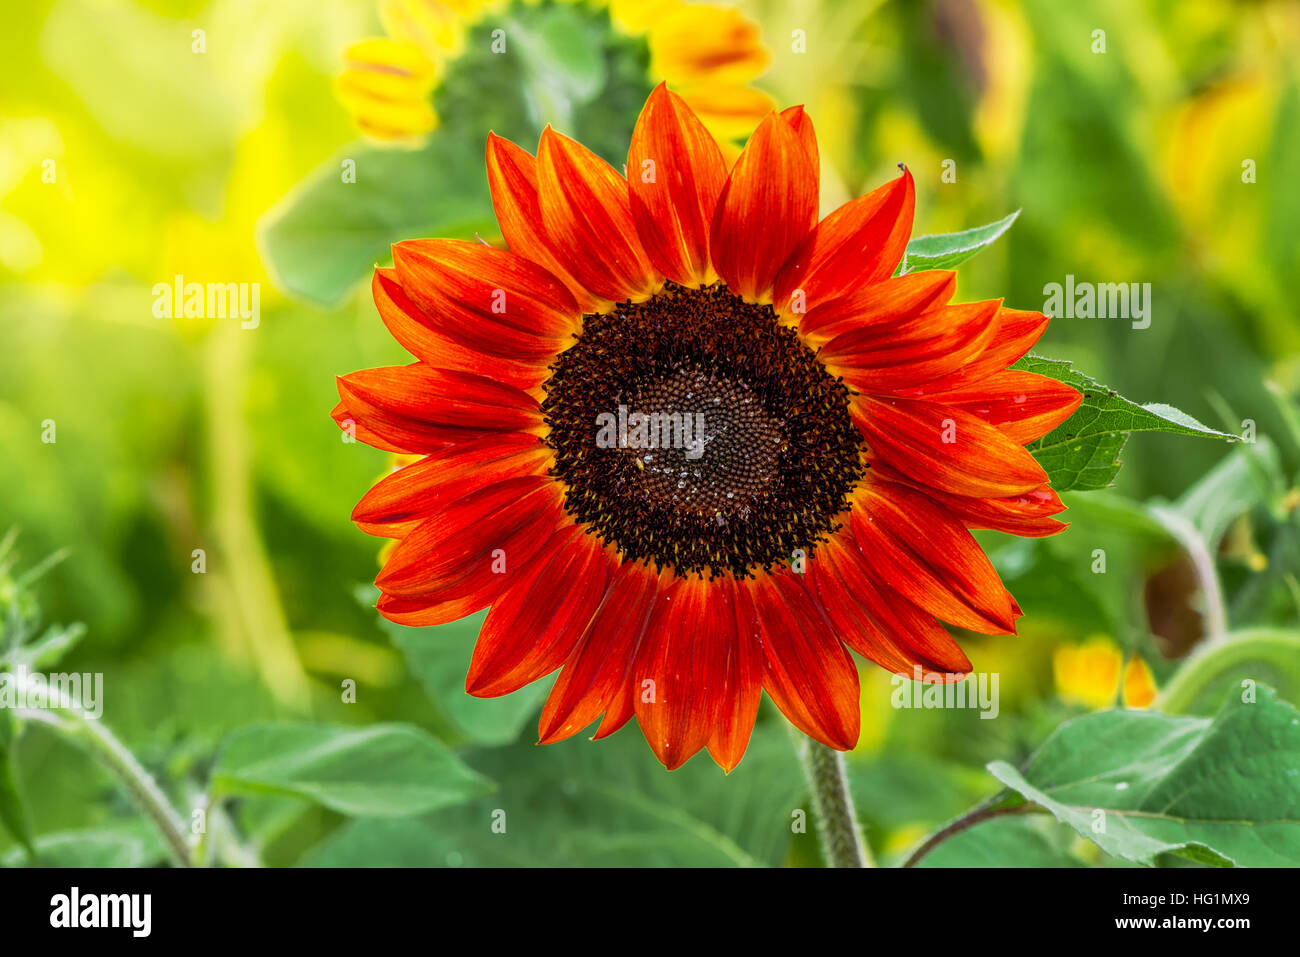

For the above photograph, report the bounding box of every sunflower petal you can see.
[780,104,819,205]
[908,307,1049,394]
[374,475,563,600]
[376,589,501,628]
[391,238,579,362]
[538,561,661,744]
[742,572,859,750]
[486,133,605,313]
[634,574,738,770]
[774,169,914,317]
[467,525,615,697]
[870,462,1068,537]
[627,84,728,285]
[705,576,762,772]
[795,268,957,343]
[648,5,770,86]
[336,364,542,453]
[332,399,414,454]
[933,485,1068,537]
[710,111,818,301]
[372,268,546,388]
[537,127,660,303]
[853,395,1049,498]
[352,433,550,536]
[926,370,1083,445]
[959,490,1067,537]
[820,298,1002,394]
[850,481,1019,634]
[808,532,973,674]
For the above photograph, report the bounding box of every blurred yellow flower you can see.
[969,0,1032,164]
[1053,636,1157,710]
[338,36,443,141]
[1121,655,1158,710]
[338,0,774,146]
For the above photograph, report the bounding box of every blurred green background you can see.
[1,0,1298,867]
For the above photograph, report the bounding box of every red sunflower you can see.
[335,83,1082,772]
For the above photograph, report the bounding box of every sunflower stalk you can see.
[8,671,193,867]
[790,728,871,867]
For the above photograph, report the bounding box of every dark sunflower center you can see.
[542,281,864,578]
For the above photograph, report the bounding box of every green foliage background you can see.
[1,0,1298,867]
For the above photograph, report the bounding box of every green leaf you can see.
[1172,439,1284,547]
[258,138,498,306]
[986,686,1300,866]
[900,210,1019,273]
[0,822,164,868]
[360,586,547,747]
[848,754,992,841]
[1015,355,1238,491]
[210,722,492,817]
[510,6,607,129]
[1052,490,1174,543]
[0,750,36,862]
[301,722,804,867]
[917,814,1087,868]
[6,622,86,672]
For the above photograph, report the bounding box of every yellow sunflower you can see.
[337,0,774,148]
[1054,636,1157,710]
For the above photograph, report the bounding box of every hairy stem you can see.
[790,728,871,867]
[901,801,1039,868]
[13,674,192,867]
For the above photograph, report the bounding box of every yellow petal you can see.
[343,36,440,82]
[1121,656,1158,709]
[674,83,775,141]
[442,0,493,19]
[380,0,468,59]
[649,4,770,86]
[610,0,681,36]
[336,78,439,141]
[1053,636,1122,710]
[337,63,437,104]
[971,0,1032,162]
[336,37,439,141]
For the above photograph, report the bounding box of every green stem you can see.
[789,727,871,867]
[183,789,258,867]
[207,800,262,868]
[901,801,1040,868]
[191,792,214,867]
[202,326,310,711]
[1154,627,1300,714]
[13,674,192,867]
